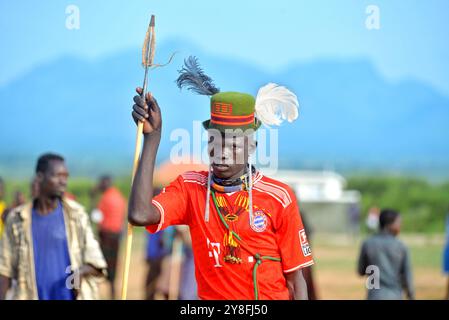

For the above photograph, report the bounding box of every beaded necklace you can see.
[210,166,256,264]
[210,166,255,193]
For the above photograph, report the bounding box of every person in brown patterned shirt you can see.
[0,153,107,300]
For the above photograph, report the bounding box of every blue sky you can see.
[1,0,449,95]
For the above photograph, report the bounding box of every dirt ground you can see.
[100,231,447,300]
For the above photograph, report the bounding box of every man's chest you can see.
[191,189,275,228]
[32,214,68,247]
[188,190,280,263]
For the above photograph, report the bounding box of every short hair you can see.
[379,209,400,229]
[99,175,112,182]
[35,153,65,174]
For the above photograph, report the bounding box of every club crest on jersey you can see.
[250,210,268,232]
[299,229,312,257]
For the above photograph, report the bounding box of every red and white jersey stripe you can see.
[181,171,208,186]
[253,175,293,208]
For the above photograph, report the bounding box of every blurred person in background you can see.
[144,187,168,300]
[144,230,168,299]
[287,187,318,300]
[31,177,40,199]
[176,225,197,300]
[0,178,6,237]
[153,226,197,300]
[348,203,361,237]
[10,191,26,208]
[90,175,126,299]
[0,153,107,300]
[443,205,449,300]
[299,209,318,300]
[154,226,175,299]
[1,191,28,229]
[365,206,380,233]
[2,179,40,237]
[357,209,414,300]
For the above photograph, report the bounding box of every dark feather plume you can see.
[176,56,220,96]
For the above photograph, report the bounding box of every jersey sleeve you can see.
[146,175,190,234]
[275,192,314,273]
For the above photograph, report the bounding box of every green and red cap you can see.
[202,92,261,132]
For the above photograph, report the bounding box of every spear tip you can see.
[150,15,155,27]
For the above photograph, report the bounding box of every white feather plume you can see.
[254,83,299,127]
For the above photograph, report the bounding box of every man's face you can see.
[14,191,26,206]
[98,177,111,193]
[390,216,401,236]
[208,130,255,180]
[31,178,40,198]
[37,160,69,198]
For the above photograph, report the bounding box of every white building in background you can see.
[267,170,362,234]
[270,170,360,204]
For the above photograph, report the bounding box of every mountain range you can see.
[1,39,448,178]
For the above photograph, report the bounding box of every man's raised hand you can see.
[132,87,162,134]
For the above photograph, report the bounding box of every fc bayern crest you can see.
[251,210,268,232]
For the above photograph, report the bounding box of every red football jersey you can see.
[147,170,314,300]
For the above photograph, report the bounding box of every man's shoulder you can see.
[253,173,295,208]
[362,235,377,246]
[364,233,403,247]
[5,203,30,224]
[394,237,409,251]
[107,187,125,197]
[63,198,88,218]
[179,170,208,186]
[257,174,293,191]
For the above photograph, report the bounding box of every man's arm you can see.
[285,269,308,300]
[128,87,163,227]
[401,247,415,300]
[357,242,368,276]
[75,205,108,282]
[71,264,104,299]
[0,275,11,299]
[0,213,14,300]
[78,264,103,279]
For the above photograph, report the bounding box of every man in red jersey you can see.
[128,57,313,300]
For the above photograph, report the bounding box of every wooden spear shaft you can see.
[120,14,156,300]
